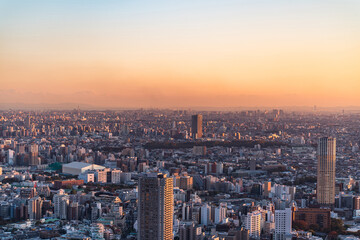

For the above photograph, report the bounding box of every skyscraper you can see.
[138,173,174,240]
[274,208,292,240]
[317,137,336,205]
[191,114,203,139]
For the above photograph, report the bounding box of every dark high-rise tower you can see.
[317,137,336,205]
[191,114,203,139]
[138,173,174,240]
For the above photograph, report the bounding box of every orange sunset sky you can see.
[1,0,360,109]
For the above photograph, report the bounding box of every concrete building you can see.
[191,114,203,139]
[244,211,261,239]
[294,208,331,231]
[28,197,43,220]
[111,169,122,184]
[180,175,193,190]
[68,202,79,221]
[138,173,174,240]
[317,137,336,205]
[263,181,271,197]
[29,143,40,166]
[53,191,69,220]
[214,204,227,224]
[274,208,292,240]
[201,203,211,226]
[179,221,202,240]
[78,171,95,183]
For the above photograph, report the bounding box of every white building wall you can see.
[274,208,292,240]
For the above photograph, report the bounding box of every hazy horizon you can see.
[1,0,360,108]
[3,101,360,113]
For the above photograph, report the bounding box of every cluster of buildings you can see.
[0,109,359,239]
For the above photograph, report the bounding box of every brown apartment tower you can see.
[191,114,203,139]
[138,173,174,240]
[317,137,336,205]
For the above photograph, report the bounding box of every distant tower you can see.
[191,114,203,139]
[317,137,336,205]
[29,143,39,166]
[25,115,31,128]
[138,173,174,240]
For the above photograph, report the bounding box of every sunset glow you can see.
[1,0,360,108]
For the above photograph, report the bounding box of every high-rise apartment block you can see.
[274,208,292,240]
[244,210,261,239]
[28,196,43,220]
[138,173,174,240]
[317,137,336,205]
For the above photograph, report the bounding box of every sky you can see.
[1,0,360,109]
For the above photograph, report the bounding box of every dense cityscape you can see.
[0,109,358,239]
[2,0,360,239]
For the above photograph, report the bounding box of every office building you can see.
[191,114,203,139]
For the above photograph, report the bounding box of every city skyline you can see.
[1,0,360,108]
[1,1,360,238]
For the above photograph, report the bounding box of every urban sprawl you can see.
[0,109,358,240]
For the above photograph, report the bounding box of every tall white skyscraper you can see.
[274,208,292,240]
[317,137,336,205]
